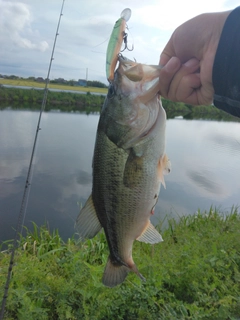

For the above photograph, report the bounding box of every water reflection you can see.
[0,110,240,243]
[187,169,224,195]
[76,170,92,185]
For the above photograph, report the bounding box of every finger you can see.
[159,36,176,65]
[158,57,181,97]
[172,73,213,106]
[175,73,201,104]
[159,52,172,66]
[166,58,200,100]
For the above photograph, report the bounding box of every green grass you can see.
[0,86,105,113]
[0,79,108,94]
[1,208,240,319]
[1,83,240,121]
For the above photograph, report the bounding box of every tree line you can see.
[0,74,108,88]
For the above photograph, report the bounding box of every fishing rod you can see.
[0,0,65,318]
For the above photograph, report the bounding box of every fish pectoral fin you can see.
[158,154,171,189]
[163,154,171,175]
[123,150,144,188]
[75,194,102,241]
[158,169,166,189]
[136,221,163,244]
[102,257,130,288]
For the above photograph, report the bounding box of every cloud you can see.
[0,0,235,81]
[0,0,49,51]
[133,0,227,31]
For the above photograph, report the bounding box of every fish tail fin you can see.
[102,257,146,287]
[102,257,129,288]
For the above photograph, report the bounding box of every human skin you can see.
[159,10,231,106]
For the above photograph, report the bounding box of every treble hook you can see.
[121,32,134,52]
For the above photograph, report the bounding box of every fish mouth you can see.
[114,55,162,105]
[116,55,163,141]
[103,55,165,150]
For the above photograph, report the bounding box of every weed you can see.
[0,209,240,319]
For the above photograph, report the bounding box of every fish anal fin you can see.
[102,257,130,288]
[75,194,102,241]
[136,221,163,244]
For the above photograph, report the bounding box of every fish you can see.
[75,55,171,287]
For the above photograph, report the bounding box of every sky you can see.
[0,0,238,85]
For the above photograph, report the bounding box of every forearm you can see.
[213,6,240,117]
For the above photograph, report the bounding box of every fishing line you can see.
[92,37,109,48]
[0,0,65,318]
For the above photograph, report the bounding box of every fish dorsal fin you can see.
[158,154,171,189]
[136,221,163,244]
[75,194,102,241]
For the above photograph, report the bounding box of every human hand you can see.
[159,11,231,105]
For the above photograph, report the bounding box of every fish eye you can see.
[108,85,115,98]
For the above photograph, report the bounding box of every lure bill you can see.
[106,8,132,81]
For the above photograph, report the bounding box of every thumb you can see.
[159,37,176,66]
[159,52,172,66]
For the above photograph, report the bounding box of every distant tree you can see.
[87,80,107,88]
[9,75,19,79]
[69,79,78,86]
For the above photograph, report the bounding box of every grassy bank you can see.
[0,87,105,113]
[0,78,108,94]
[0,208,240,319]
[1,86,239,122]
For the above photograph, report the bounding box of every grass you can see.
[0,208,240,319]
[0,79,108,94]
[0,86,105,113]
[1,81,240,122]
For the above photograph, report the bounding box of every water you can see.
[1,109,240,243]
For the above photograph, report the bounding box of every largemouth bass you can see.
[76,55,171,287]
